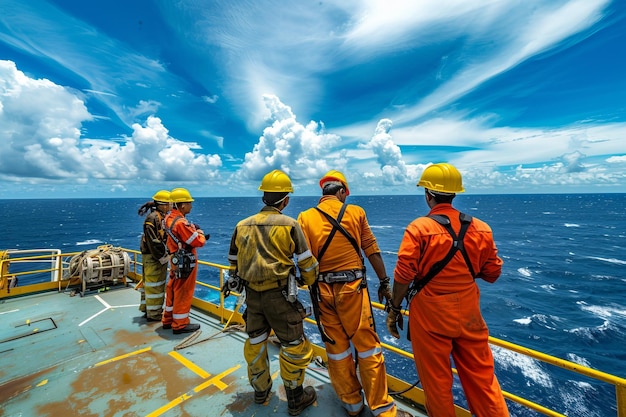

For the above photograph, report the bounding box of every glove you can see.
[386,305,404,339]
[377,277,392,305]
[158,254,170,265]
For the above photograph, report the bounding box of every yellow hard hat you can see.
[417,163,464,194]
[170,188,195,203]
[319,170,350,196]
[258,170,294,192]
[152,190,171,203]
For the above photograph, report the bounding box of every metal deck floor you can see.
[0,286,423,417]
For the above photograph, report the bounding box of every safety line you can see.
[94,346,152,367]
[168,351,211,378]
[146,364,241,417]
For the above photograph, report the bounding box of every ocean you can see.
[2,193,625,417]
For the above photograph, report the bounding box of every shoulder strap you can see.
[165,216,184,248]
[410,212,475,294]
[315,204,362,265]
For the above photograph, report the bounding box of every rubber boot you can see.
[285,385,316,416]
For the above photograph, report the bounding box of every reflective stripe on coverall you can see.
[394,203,508,417]
[298,196,396,417]
[228,206,319,392]
[139,209,168,319]
[162,209,206,331]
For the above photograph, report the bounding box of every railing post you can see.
[617,384,626,417]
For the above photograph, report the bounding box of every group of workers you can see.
[137,163,509,417]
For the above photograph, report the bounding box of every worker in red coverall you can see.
[298,170,412,417]
[386,163,509,417]
[162,188,207,334]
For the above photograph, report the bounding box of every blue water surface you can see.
[1,193,625,417]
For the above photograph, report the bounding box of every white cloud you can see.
[202,95,219,104]
[361,119,409,185]
[238,95,343,183]
[606,155,626,163]
[0,61,222,185]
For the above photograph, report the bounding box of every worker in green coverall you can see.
[138,190,172,321]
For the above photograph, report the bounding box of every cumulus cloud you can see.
[238,95,343,183]
[361,119,410,185]
[0,61,221,185]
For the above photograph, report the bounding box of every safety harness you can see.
[309,203,372,345]
[405,212,476,305]
[165,216,197,279]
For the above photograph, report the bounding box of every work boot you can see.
[395,410,414,417]
[285,385,316,416]
[173,323,200,334]
[254,382,272,404]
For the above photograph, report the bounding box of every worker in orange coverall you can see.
[386,163,509,417]
[298,170,412,417]
[162,188,207,334]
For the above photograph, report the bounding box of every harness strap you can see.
[409,212,475,295]
[315,203,349,262]
[165,216,186,251]
[314,203,375,337]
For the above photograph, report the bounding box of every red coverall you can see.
[394,203,509,417]
[162,209,206,331]
[298,196,397,417]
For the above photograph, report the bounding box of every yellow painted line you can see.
[146,364,241,417]
[168,351,211,379]
[94,346,152,367]
[194,364,240,391]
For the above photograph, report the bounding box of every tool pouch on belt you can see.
[171,248,196,279]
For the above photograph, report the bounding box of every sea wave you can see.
[564,223,580,227]
[76,239,103,246]
[586,256,626,265]
[577,301,626,319]
[493,345,553,388]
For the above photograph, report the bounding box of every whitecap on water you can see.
[517,267,532,277]
[76,239,103,246]
[492,345,553,388]
[513,317,532,325]
[586,256,626,266]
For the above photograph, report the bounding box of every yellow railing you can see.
[1,249,625,417]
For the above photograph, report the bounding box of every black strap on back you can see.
[315,203,363,264]
[165,216,186,251]
[410,212,475,294]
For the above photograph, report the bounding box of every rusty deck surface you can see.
[0,286,424,417]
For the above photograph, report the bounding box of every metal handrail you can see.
[1,249,624,417]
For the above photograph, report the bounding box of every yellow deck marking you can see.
[168,351,211,379]
[94,346,152,367]
[146,364,241,417]
[36,379,48,387]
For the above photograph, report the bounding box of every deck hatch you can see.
[0,317,57,344]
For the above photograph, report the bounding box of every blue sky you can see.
[1,0,625,198]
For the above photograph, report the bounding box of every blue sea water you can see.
[1,194,625,417]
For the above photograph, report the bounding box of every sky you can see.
[1,0,625,199]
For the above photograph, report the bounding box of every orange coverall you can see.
[162,209,206,331]
[394,203,509,417]
[298,196,397,417]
